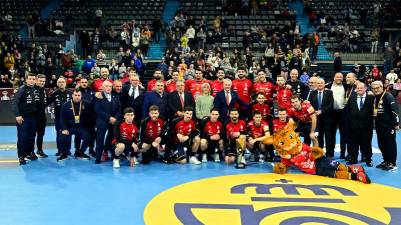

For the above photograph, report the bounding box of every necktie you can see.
[359,97,364,110]
[317,91,322,110]
[179,93,184,109]
[128,86,133,97]
[225,91,230,106]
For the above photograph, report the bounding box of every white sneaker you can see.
[241,157,247,165]
[113,159,120,168]
[202,154,207,163]
[259,154,265,163]
[133,157,139,165]
[214,153,220,162]
[189,156,201,165]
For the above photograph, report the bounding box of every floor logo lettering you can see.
[144,174,401,224]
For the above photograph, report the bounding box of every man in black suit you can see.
[309,78,334,157]
[167,80,195,120]
[346,82,374,166]
[121,73,145,125]
[213,79,249,122]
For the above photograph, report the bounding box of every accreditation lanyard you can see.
[71,100,82,123]
[373,92,385,117]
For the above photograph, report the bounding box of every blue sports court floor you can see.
[0,126,400,225]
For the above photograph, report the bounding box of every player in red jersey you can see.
[92,67,114,92]
[112,107,139,168]
[252,93,271,121]
[165,70,180,93]
[139,105,166,164]
[252,70,276,104]
[185,69,210,99]
[272,108,290,133]
[232,66,253,119]
[246,111,271,162]
[170,107,201,164]
[224,108,247,164]
[276,75,293,110]
[199,108,224,162]
[287,95,317,145]
[147,69,166,91]
[210,68,225,97]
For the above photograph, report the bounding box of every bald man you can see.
[47,77,72,155]
[94,80,121,164]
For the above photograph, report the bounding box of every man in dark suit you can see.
[94,81,121,164]
[347,82,374,166]
[121,73,145,125]
[309,78,334,157]
[213,79,249,122]
[142,80,168,119]
[168,80,195,119]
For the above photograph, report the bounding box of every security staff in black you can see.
[371,81,400,171]
[47,77,71,155]
[74,77,96,157]
[12,74,38,165]
[57,89,91,161]
[34,74,48,158]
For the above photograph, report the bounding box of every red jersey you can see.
[247,120,269,138]
[141,118,164,143]
[210,79,224,97]
[185,79,209,99]
[166,80,177,93]
[113,121,139,144]
[232,79,253,108]
[92,79,113,92]
[147,79,166,91]
[287,102,315,123]
[253,81,275,101]
[276,86,293,110]
[272,119,288,133]
[225,120,246,140]
[174,119,196,143]
[252,103,271,120]
[202,120,223,137]
[281,143,316,174]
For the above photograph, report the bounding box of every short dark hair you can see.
[73,89,81,94]
[26,73,36,79]
[123,107,135,115]
[278,108,287,112]
[36,74,46,79]
[210,108,219,113]
[253,110,262,117]
[229,108,238,113]
[183,106,193,112]
[149,105,159,112]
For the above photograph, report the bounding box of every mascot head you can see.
[263,120,302,159]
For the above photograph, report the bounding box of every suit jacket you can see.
[309,89,334,120]
[142,91,168,119]
[347,94,374,130]
[121,83,145,119]
[167,91,195,119]
[94,92,121,128]
[213,90,248,122]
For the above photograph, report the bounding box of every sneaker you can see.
[27,153,38,161]
[214,153,220,162]
[36,150,48,158]
[202,154,207,163]
[241,157,247,165]
[19,157,27,165]
[348,165,365,173]
[101,152,109,161]
[94,159,101,164]
[357,172,371,184]
[55,151,61,156]
[376,161,388,169]
[382,163,398,171]
[57,154,68,161]
[113,159,120,168]
[259,154,265,163]
[75,151,91,160]
[189,156,201,165]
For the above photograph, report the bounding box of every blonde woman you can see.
[196,83,214,120]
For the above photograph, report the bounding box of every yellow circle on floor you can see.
[144,173,401,225]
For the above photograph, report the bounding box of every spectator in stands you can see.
[95,8,102,28]
[333,52,342,73]
[384,47,395,75]
[386,69,399,85]
[0,74,13,88]
[4,52,15,70]
[152,17,163,44]
[96,49,106,66]
[141,26,151,58]
[79,30,91,58]
[82,55,96,74]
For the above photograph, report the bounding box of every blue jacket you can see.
[60,101,91,130]
[142,91,168,119]
[213,90,248,122]
[94,92,121,128]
